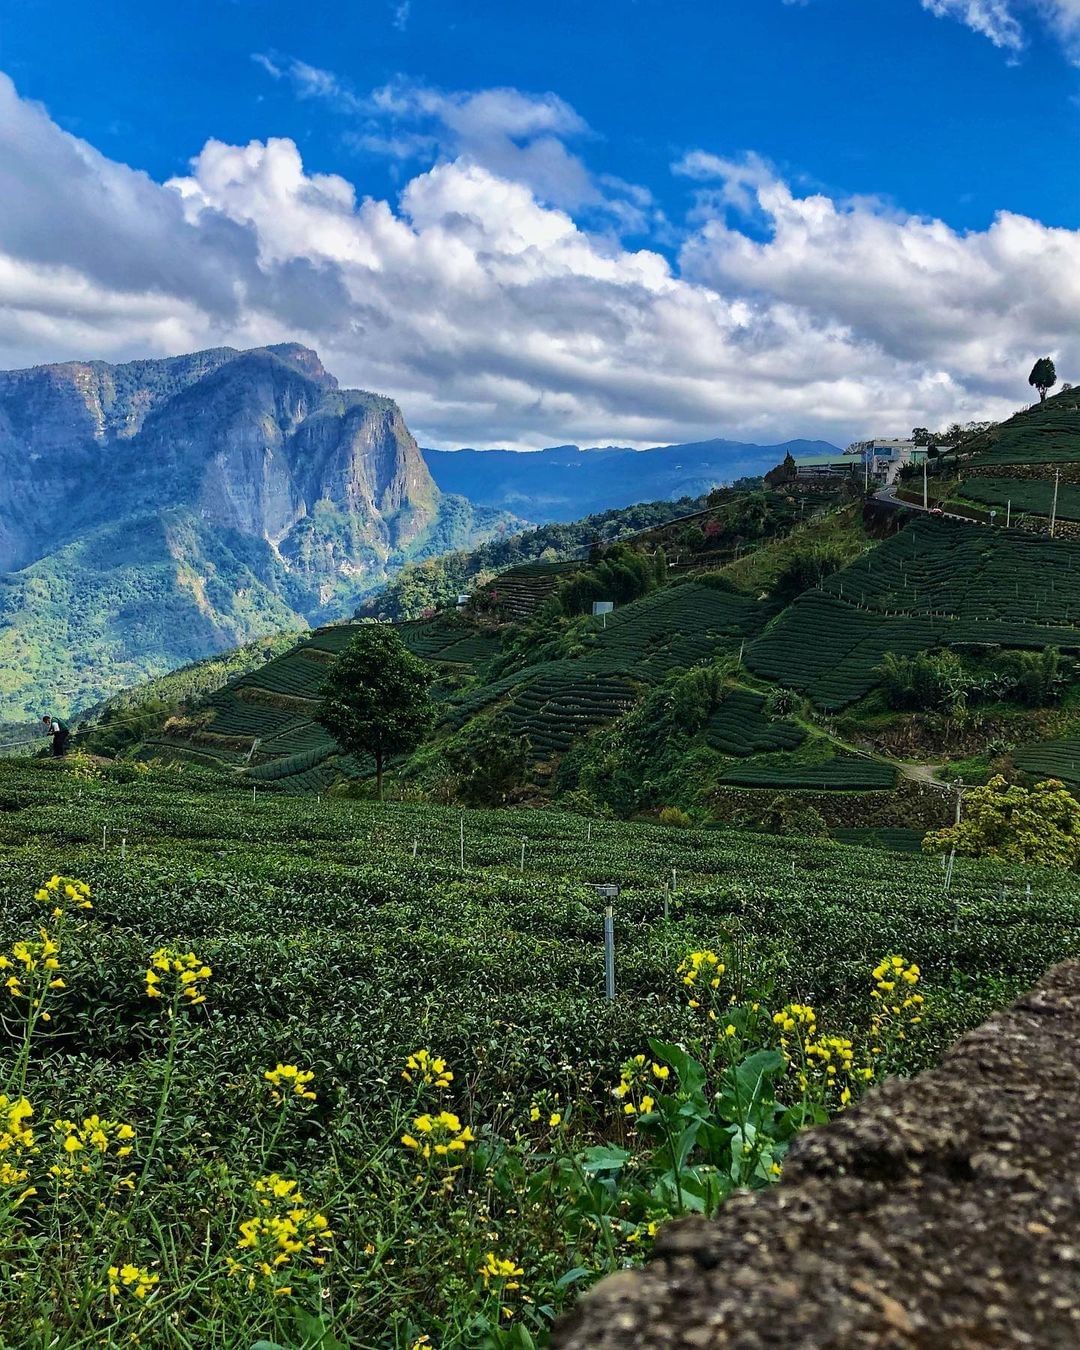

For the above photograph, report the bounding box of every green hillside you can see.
[103,503,1077,823]
[950,386,1080,468]
[64,393,1080,827]
[929,386,1080,531]
[747,518,1080,710]
[359,494,729,621]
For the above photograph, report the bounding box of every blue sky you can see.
[0,0,1077,448]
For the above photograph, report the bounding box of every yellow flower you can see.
[651,1062,669,1081]
[529,1104,540,1122]
[548,1111,562,1127]
[676,950,725,992]
[402,1049,453,1090]
[35,875,92,919]
[107,1262,159,1300]
[264,1064,316,1104]
[724,1024,737,1038]
[0,1096,36,1206]
[231,1173,333,1290]
[53,1114,136,1164]
[144,947,210,1005]
[478,1252,524,1289]
[401,1110,474,1164]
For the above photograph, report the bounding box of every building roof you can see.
[794,454,858,468]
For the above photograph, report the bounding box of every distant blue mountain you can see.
[421,438,840,523]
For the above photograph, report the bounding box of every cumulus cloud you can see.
[921,0,1080,61]
[0,71,1077,452]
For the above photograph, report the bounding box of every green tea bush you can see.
[0,761,1074,1345]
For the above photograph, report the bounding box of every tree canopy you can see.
[922,775,1080,870]
[316,626,434,799]
[1028,357,1057,402]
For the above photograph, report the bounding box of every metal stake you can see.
[603,906,615,1001]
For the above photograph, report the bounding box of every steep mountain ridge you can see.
[0,344,504,719]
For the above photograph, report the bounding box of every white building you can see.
[844,439,949,485]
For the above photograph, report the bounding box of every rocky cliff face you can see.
[0,343,500,719]
[0,342,438,575]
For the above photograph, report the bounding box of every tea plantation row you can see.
[0,761,1076,1343]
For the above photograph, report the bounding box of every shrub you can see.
[659,806,693,829]
[923,775,1080,869]
[444,717,532,806]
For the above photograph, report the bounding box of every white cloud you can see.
[0,71,1077,453]
[253,58,659,231]
[922,0,1080,61]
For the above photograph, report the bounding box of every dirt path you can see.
[898,761,948,788]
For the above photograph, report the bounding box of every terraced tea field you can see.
[748,518,1080,709]
[958,475,1080,522]
[481,560,585,618]
[139,613,499,789]
[503,671,637,757]
[959,389,1080,468]
[719,753,897,791]
[1013,738,1080,788]
[438,581,770,762]
[703,688,805,756]
[581,582,766,681]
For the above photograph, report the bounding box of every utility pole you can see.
[1050,469,1060,539]
[923,456,928,511]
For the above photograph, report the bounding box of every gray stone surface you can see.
[555,961,1080,1349]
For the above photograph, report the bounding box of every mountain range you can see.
[421,437,839,521]
[0,343,505,720]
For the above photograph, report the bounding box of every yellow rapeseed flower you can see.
[401,1110,475,1162]
[107,1263,159,1300]
[478,1252,524,1289]
[676,950,725,990]
[229,1173,333,1291]
[36,875,92,919]
[264,1064,316,1104]
[402,1049,453,1090]
[144,947,210,1005]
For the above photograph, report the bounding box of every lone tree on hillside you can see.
[922,775,1080,870]
[316,625,433,800]
[1028,357,1057,403]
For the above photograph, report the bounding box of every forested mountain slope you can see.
[0,344,510,720]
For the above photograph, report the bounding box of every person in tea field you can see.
[42,713,71,757]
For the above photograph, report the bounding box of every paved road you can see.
[875,482,977,525]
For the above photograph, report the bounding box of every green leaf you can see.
[648,1039,706,1098]
[555,1266,595,1290]
[581,1144,631,1174]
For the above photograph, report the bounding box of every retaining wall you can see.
[555,960,1080,1349]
